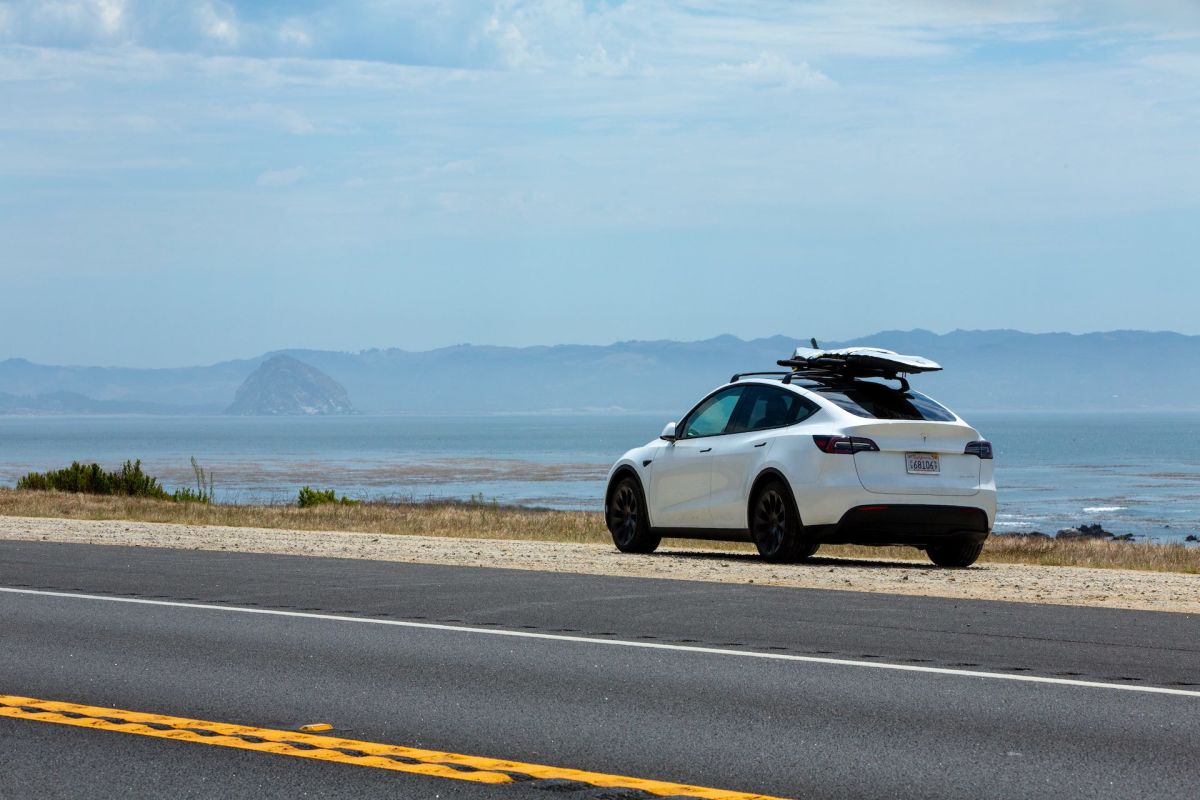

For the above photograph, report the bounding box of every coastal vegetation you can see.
[16,458,213,504]
[18,460,172,500]
[0,488,1195,575]
[297,486,360,508]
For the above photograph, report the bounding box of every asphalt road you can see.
[1,539,1198,799]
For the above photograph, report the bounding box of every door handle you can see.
[754,442,767,448]
[700,447,712,453]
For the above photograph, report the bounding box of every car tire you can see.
[750,480,816,563]
[926,539,984,568]
[606,477,661,554]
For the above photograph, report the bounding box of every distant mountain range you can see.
[1,329,1197,415]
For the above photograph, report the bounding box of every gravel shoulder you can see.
[2,515,1197,614]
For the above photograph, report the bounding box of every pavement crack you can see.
[432,761,485,773]
[528,778,594,792]
[330,747,368,757]
[184,727,222,738]
[383,753,423,765]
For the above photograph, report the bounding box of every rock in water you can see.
[225,355,353,416]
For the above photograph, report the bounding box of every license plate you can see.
[906,453,940,475]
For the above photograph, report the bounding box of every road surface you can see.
[1,539,1197,799]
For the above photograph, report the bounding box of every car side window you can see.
[729,386,818,433]
[681,387,744,439]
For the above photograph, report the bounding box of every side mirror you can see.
[660,421,678,441]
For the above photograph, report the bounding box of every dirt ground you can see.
[2,515,1196,614]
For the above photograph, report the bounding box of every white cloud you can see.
[277,21,310,49]
[0,0,1192,83]
[95,0,125,35]
[572,43,637,77]
[195,2,238,47]
[483,14,538,69]
[1,0,1197,233]
[255,165,306,187]
[715,52,835,90]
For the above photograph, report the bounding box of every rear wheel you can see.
[926,539,984,568]
[606,477,661,554]
[750,481,817,563]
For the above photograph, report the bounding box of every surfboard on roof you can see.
[780,345,942,376]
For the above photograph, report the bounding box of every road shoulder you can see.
[0,514,1195,614]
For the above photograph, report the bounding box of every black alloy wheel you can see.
[606,477,661,554]
[750,481,816,563]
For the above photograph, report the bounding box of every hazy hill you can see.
[0,329,1197,415]
[0,390,195,415]
[225,355,353,416]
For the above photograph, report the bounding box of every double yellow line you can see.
[0,694,788,799]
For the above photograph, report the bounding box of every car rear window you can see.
[809,383,956,421]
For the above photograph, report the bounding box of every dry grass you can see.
[0,489,607,543]
[2,489,1197,574]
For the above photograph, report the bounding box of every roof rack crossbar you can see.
[730,371,792,383]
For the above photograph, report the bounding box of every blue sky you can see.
[2,1,1198,366]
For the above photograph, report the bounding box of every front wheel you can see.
[750,481,817,563]
[606,477,661,554]
[926,539,984,568]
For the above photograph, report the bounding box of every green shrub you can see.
[14,458,218,504]
[172,487,207,503]
[16,460,169,500]
[15,472,50,492]
[297,486,359,508]
[177,457,214,504]
[110,460,169,498]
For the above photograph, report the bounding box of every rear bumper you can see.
[810,504,990,547]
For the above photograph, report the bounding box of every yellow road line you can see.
[0,694,788,799]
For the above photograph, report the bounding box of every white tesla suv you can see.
[604,347,996,568]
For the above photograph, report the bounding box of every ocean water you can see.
[0,412,1197,543]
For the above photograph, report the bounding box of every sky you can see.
[2,1,1199,367]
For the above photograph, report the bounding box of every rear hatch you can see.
[847,421,982,496]
[805,381,982,497]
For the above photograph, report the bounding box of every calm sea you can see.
[1,412,1197,543]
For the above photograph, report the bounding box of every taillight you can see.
[964,440,993,459]
[812,435,880,454]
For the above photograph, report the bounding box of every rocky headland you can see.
[225,355,353,416]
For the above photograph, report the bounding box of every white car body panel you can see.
[708,430,774,528]
[648,437,712,527]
